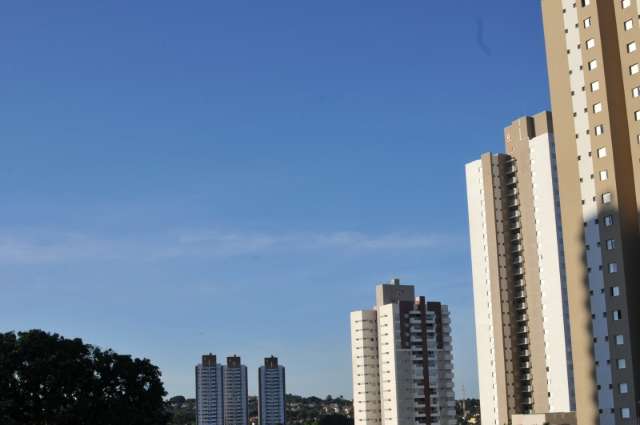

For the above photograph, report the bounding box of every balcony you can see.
[519,349,530,357]
[517,326,528,334]
[514,280,524,288]
[513,256,524,265]
[510,221,521,230]
[516,302,527,310]
[517,314,528,322]
[514,290,526,299]
[521,385,532,393]
[511,244,523,253]
[506,177,518,186]
[518,338,529,346]
[507,198,520,208]
[513,268,525,276]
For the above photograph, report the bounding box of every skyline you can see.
[0,1,550,399]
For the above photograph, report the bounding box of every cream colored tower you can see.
[351,279,456,425]
[466,112,576,425]
[541,1,640,424]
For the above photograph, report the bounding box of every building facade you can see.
[196,354,224,425]
[259,356,286,425]
[541,1,640,423]
[465,112,576,425]
[223,356,249,425]
[350,279,456,425]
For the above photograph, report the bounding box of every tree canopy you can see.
[318,414,353,425]
[0,329,169,425]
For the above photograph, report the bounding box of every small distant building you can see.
[196,354,224,425]
[223,356,249,425]
[259,356,286,425]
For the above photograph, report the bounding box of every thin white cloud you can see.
[0,229,456,264]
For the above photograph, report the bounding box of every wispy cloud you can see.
[0,229,458,265]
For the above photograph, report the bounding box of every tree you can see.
[318,414,353,425]
[169,395,186,405]
[0,329,169,425]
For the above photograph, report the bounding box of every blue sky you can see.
[1,1,549,398]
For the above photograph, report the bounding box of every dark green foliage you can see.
[0,329,169,425]
[318,414,353,425]
[165,397,196,425]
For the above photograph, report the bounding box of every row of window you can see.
[574,7,634,418]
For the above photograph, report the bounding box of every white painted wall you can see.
[351,310,382,425]
[529,133,575,412]
[465,159,501,425]
[560,2,614,422]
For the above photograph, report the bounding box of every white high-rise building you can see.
[350,279,456,425]
[196,354,224,425]
[465,113,576,425]
[223,355,249,425]
[259,356,286,425]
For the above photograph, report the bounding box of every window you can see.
[613,310,622,320]
[612,286,621,296]
[600,170,609,180]
[583,0,590,5]
[621,408,630,419]
[633,87,640,97]
[629,42,637,53]
[589,60,599,70]
[623,0,631,8]
[606,239,616,250]
[592,81,601,91]
[630,64,640,75]
[636,110,640,121]
[603,192,612,203]
[595,125,605,135]
[618,358,626,369]
[619,383,628,394]
[594,102,603,113]
[625,19,634,31]
[616,334,625,345]
[587,38,596,49]
[584,17,592,28]
[605,215,614,226]
[609,263,619,273]
[597,147,608,157]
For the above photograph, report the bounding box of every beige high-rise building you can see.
[467,3,640,423]
[541,0,640,424]
[466,112,576,425]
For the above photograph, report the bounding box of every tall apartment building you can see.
[540,1,640,424]
[350,279,456,425]
[466,112,576,425]
[259,356,286,425]
[223,355,249,425]
[196,354,224,425]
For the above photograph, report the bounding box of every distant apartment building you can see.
[196,354,224,425]
[350,279,456,425]
[259,356,286,425]
[223,355,249,425]
[465,112,576,425]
